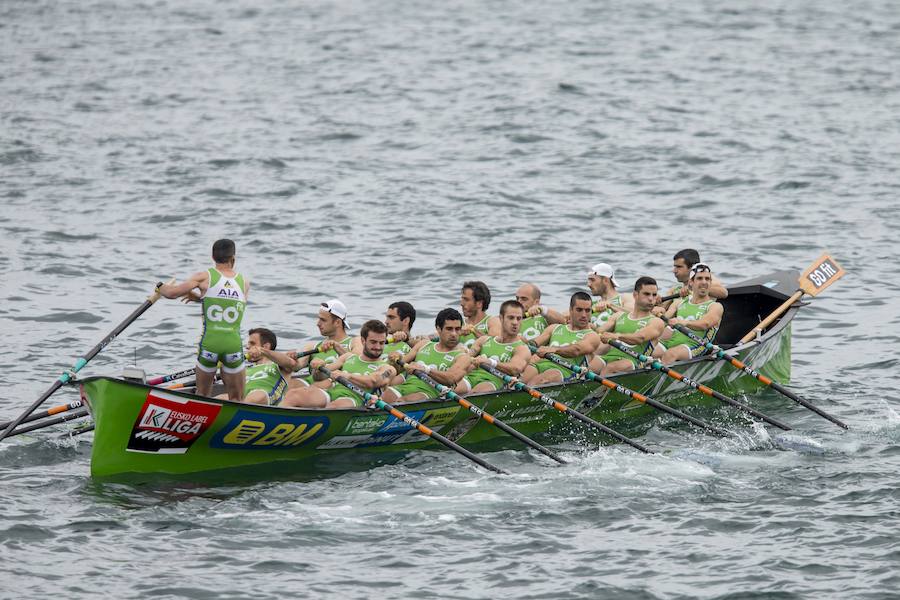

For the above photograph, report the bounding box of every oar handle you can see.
[148,368,197,386]
[413,370,567,464]
[317,367,507,475]
[478,364,654,454]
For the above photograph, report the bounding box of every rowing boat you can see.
[80,270,798,478]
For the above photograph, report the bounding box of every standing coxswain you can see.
[158,238,249,402]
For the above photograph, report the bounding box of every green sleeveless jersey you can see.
[384,340,412,356]
[476,336,525,363]
[602,312,656,363]
[342,354,389,378]
[520,315,548,342]
[245,362,287,404]
[591,294,625,328]
[663,298,719,349]
[414,341,465,371]
[546,324,593,367]
[459,314,491,349]
[201,268,246,338]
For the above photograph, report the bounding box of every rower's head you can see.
[317,299,348,336]
[515,283,541,310]
[461,281,491,319]
[247,327,277,354]
[386,301,416,334]
[499,300,525,337]
[632,276,659,310]
[690,263,713,295]
[569,291,593,329]
[360,319,388,360]
[587,263,619,296]
[435,308,464,348]
[212,239,236,266]
[672,249,701,283]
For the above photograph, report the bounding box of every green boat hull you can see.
[80,271,798,479]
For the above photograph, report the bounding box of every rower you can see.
[593,276,666,375]
[459,281,500,348]
[587,262,634,327]
[227,328,295,405]
[667,249,728,303]
[382,308,472,403]
[158,238,248,402]
[282,320,398,409]
[517,283,565,342]
[657,263,723,364]
[351,301,415,355]
[522,291,603,385]
[465,300,532,393]
[290,299,354,388]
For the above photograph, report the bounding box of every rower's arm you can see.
[159,271,208,299]
[709,276,728,299]
[428,354,471,386]
[293,341,319,370]
[499,345,531,376]
[343,364,397,389]
[551,332,602,358]
[664,299,683,320]
[312,352,350,373]
[674,303,723,330]
[260,348,298,375]
[531,325,556,348]
[349,336,363,354]
[615,318,665,345]
[468,336,488,357]
[399,340,428,365]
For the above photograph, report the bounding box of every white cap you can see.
[588,263,619,288]
[320,299,348,321]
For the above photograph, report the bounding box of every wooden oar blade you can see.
[799,254,845,297]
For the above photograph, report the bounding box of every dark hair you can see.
[634,276,658,292]
[673,249,700,267]
[462,281,491,311]
[500,299,524,317]
[361,319,388,339]
[249,327,277,350]
[212,239,236,263]
[388,301,416,330]
[570,291,592,308]
[435,308,464,329]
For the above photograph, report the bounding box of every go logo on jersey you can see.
[207,303,243,324]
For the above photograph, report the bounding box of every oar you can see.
[607,340,793,431]
[3,407,90,438]
[318,367,507,475]
[739,253,846,344]
[662,316,848,430]
[0,400,83,432]
[147,368,196,386]
[535,350,729,437]
[0,282,167,443]
[479,364,654,454]
[659,292,680,303]
[412,370,567,464]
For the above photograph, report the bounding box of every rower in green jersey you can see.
[663,249,728,308]
[465,300,532,393]
[587,262,634,328]
[289,299,354,389]
[219,327,295,405]
[523,291,605,385]
[458,281,500,349]
[159,239,250,402]
[516,282,565,342]
[382,308,472,404]
[350,300,416,356]
[282,320,399,409]
[594,276,666,375]
[658,263,723,364]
